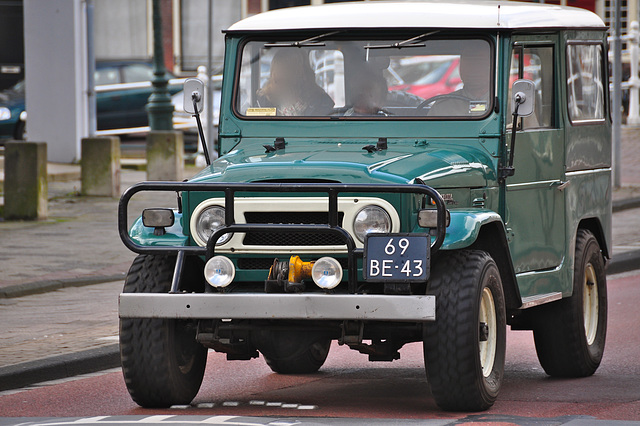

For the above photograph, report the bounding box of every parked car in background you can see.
[387,55,461,99]
[0,79,26,141]
[0,61,183,143]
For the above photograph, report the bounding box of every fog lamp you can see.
[204,256,235,288]
[311,257,343,290]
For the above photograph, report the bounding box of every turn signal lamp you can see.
[142,208,175,236]
[204,256,235,288]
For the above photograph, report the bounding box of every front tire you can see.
[423,250,506,411]
[120,255,208,408]
[532,229,607,377]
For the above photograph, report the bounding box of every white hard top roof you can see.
[226,1,605,32]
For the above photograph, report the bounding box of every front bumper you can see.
[119,293,436,322]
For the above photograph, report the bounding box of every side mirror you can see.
[183,78,204,114]
[511,79,535,117]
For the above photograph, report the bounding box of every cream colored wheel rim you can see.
[583,263,599,346]
[479,287,497,377]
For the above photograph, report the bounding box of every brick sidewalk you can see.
[0,169,176,289]
[0,281,121,368]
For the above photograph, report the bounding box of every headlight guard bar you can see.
[118,182,447,293]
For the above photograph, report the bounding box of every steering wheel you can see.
[417,94,475,110]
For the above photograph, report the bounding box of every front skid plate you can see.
[119,293,435,322]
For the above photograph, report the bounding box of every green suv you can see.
[118,1,611,412]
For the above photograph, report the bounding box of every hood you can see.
[190,139,496,188]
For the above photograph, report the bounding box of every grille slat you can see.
[243,211,345,246]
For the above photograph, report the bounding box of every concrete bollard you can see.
[3,141,48,220]
[81,136,121,197]
[146,131,184,181]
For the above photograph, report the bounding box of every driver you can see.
[344,70,389,116]
[427,48,491,117]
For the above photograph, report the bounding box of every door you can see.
[504,42,566,287]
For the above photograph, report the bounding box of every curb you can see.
[612,196,640,213]
[0,273,125,299]
[606,249,640,275]
[0,344,120,392]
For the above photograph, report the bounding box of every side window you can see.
[566,44,605,122]
[95,67,120,86]
[122,63,154,83]
[508,46,554,129]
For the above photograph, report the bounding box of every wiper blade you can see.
[364,31,439,50]
[264,31,341,48]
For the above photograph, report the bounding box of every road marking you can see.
[137,416,174,423]
[196,402,216,408]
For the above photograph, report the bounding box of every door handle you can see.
[550,180,570,191]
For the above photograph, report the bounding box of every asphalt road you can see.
[0,271,638,424]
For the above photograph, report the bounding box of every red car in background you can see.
[387,55,461,99]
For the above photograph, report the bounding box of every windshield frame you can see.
[231,32,496,122]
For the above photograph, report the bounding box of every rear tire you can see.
[423,250,506,411]
[532,229,607,377]
[257,330,331,374]
[120,255,207,408]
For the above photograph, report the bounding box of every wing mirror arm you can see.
[183,78,210,166]
[500,79,535,183]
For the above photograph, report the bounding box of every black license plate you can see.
[364,234,430,282]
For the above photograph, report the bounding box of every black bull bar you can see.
[118,182,447,293]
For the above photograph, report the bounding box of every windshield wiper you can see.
[364,31,439,50]
[264,31,342,48]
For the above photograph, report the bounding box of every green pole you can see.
[146,0,174,131]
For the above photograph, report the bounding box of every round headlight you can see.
[353,205,392,243]
[195,206,232,245]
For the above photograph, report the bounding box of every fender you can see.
[440,209,505,250]
[129,211,188,247]
[439,209,522,310]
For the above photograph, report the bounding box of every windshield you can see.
[235,37,492,119]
